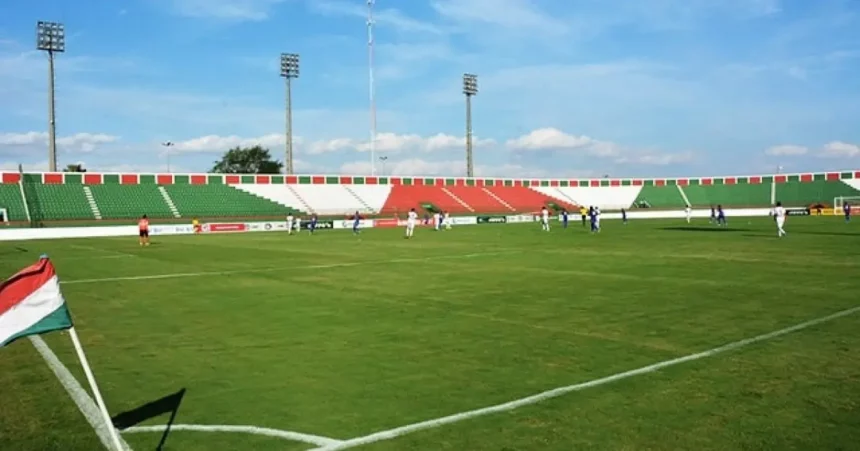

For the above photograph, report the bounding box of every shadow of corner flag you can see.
[112,388,186,450]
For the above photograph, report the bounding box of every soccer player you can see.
[589,206,598,233]
[352,211,361,234]
[286,213,294,235]
[685,205,692,223]
[844,202,851,222]
[309,214,318,234]
[561,209,569,228]
[709,205,716,223]
[433,212,441,231]
[580,206,588,227]
[594,206,602,232]
[405,208,417,238]
[540,206,550,231]
[621,208,628,225]
[716,205,726,226]
[192,217,201,234]
[138,214,150,246]
[773,201,787,237]
[295,215,302,233]
[444,211,451,230]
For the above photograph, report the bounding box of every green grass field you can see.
[1,217,859,451]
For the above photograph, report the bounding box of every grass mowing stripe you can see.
[29,336,133,451]
[122,424,344,447]
[58,250,521,285]
[314,305,860,450]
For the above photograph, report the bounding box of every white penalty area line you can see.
[29,335,134,451]
[59,250,519,285]
[312,305,860,450]
[122,424,343,447]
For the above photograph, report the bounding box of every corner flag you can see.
[0,255,126,451]
[0,255,72,346]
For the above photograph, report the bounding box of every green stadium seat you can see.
[683,183,771,208]
[0,184,28,221]
[163,184,300,218]
[27,184,94,220]
[633,186,686,208]
[88,185,174,219]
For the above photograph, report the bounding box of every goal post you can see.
[833,196,860,215]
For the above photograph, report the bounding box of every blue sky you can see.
[0,0,858,178]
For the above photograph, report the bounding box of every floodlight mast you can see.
[36,21,65,173]
[463,73,478,178]
[367,0,377,176]
[280,53,300,175]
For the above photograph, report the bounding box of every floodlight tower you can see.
[36,21,65,173]
[367,0,377,176]
[462,73,478,178]
[162,141,174,173]
[280,53,300,175]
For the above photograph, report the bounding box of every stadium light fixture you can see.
[379,155,388,176]
[367,0,377,176]
[36,21,65,173]
[462,73,478,178]
[162,142,175,173]
[280,53,300,175]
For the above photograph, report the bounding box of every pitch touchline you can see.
[59,250,519,285]
[312,305,860,450]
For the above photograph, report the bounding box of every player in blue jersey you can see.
[561,209,569,228]
[716,205,726,226]
[844,202,851,222]
[309,214,318,234]
[709,205,716,223]
[352,211,361,234]
[621,208,628,225]
[589,206,599,233]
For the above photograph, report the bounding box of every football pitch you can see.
[1,217,859,451]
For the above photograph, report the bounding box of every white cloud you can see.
[170,134,287,153]
[431,0,569,35]
[821,141,860,158]
[308,1,444,34]
[161,0,287,21]
[505,127,594,151]
[765,144,808,156]
[0,132,119,153]
[170,132,494,155]
[614,151,695,166]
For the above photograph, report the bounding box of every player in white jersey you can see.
[684,205,692,223]
[433,212,441,231]
[540,206,550,231]
[594,206,601,231]
[286,213,294,235]
[294,216,302,233]
[773,202,787,237]
[405,208,418,238]
[444,211,451,229]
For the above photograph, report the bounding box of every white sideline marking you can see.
[122,424,344,447]
[59,250,519,285]
[313,305,860,450]
[29,335,133,451]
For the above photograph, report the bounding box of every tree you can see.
[210,145,283,174]
[63,163,86,172]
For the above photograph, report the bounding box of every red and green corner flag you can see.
[0,256,126,451]
[0,255,72,346]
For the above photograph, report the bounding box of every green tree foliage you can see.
[210,145,283,174]
[63,164,86,172]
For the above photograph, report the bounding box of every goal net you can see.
[833,196,860,215]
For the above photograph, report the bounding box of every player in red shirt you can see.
[138,215,150,246]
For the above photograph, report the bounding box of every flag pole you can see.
[67,327,125,451]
